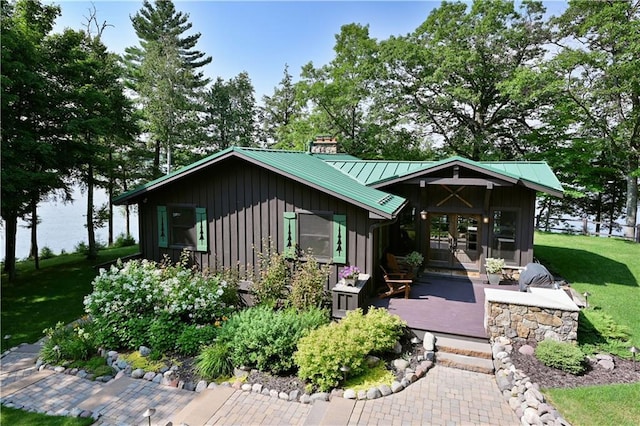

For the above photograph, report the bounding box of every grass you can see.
[0,406,94,426]
[534,232,640,425]
[0,246,139,352]
[534,232,640,349]
[544,383,640,426]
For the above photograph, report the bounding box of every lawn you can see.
[534,232,640,426]
[0,406,94,426]
[1,246,139,352]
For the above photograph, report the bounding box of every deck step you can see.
[435,336,492,359]
[436,352,494,374]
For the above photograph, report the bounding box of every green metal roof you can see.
[114,147,407,219]
[324,156,564,197]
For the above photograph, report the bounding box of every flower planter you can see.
[487,273,502,285]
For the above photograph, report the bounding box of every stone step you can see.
[0,370,54,395]
[168,386,235,425]
[435,336,492,359]
[435,352,494,375]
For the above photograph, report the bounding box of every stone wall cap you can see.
[484,287,580,311]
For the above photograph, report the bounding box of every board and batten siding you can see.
[137,157,374,290]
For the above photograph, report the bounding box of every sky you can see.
[49,1,442,101]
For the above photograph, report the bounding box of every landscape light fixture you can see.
[420,210,428,220]
[142,408,156,426]
[582,292,591,307]
[630,346,639,371]
[411,336,422,358]
[340,365,351,383]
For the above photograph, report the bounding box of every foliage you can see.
[294,308,406,391]
[148,311,185,354]
[118,351,166,372]
[176,324,218,356]
[112,233,136,248]
[0,245,138,353]
[404,251,424,267]
[535,340,585,375]
[195,342,234,380]
[253,241,290,307]
[578,310,632,356]
[289,254,331,310]
[544,383,640,426]
[84,257,234,349]
[261,64,305,149]
[40,319,98,364]
[485,258,505,274]
[218,306,329,375]
[0,405,94,426]
[343,363,396,393]
[39,246,55,260]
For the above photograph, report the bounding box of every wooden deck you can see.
[369,274,519,340]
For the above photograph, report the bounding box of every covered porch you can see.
[369,274,519,340]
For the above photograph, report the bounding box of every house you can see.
[113,140,563,291]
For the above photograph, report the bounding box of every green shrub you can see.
[176,324,218,356]
[252,241,290,307]
[113,233,136,248]
[149,312,184,353]
[294,308,406,392]
[40,319,98,364]
[535,340,586,375]
[289,253,330,311]
[39,246,55,260]
[218,306,329,375]
[71,356,114,377]
[196,342,234,379]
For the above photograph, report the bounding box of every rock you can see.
[300,394,311,404]
[595,353,613,361]
[537,403,552,415]
[379,384,392,396]
[54,366,65,373]
[393,341,403,354]
[269,389,279,398]
[69,407,82,417]
[331,389,344,399]
[400,378,411,388]
[357,390,367,400]
[233,367,249,378]
[424,351,435,362]
[406,373,418,383]
[391,381,404,393]
[77,370,88,379]
[208,382,218,389]
[525,387,545,404]
[252,383,262,393]
[343,389,357,399]
[85,374,95,381]
[366,387,382,400]
[139,346,151,357]
[35,359,44,369]
[523,407,541,425]
[423,332,435,351]
[116,359,128,369]
[393,358,410,370]
[107,350,118,359]
[241,384,252,391]
[508,396,520,411]
[415,366,425,378]
[195,380,208,392]
[143,372,156,381]
[518,344,535,356]
[220,382,230,387]
[231,381,242,390]
[79,410,93,418]
[540,413,556,424]
[598,359,615,370]
[99,375,113,383]
[495,371,513,391]
[131,368,145,379]
[177,380,185,390]
[310,392,329,402]
[261,388,270,396]
[152,374,162,384]
[159,366,169,374]
[366,355,381,367]
[421,360,434,370]
[289,390,300,401]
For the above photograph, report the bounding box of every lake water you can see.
[1,187,139,260]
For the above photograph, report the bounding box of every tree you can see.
[124,0,211,177]
[203,72,258,152]
[261,64,305,149]
[548,0,640,238]
[378,0,550,160]
[1,0,75,277]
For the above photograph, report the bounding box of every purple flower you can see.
[339,266,361,280]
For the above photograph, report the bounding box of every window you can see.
[283,211,346,263]
[492,210,517,262]
[157,205,208,252]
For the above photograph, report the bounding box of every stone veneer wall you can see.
[484,288,580,343]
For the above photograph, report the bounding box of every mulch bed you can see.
[510,341,640,389]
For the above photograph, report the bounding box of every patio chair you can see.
[385,253,414,279]
[379,266,412,299]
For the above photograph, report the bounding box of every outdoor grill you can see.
[519,263,556,292]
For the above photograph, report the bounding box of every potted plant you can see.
[405,251,424,277]
[485,258,505,285]
[339,265,361,286]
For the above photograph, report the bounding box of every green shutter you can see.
[195,207,208,252]
[332,214,347,264]
[157,206,168,248]
[283,211,297,258]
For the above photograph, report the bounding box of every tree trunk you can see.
[624,171,638,239]
[108,151,114,247]
[3,211,18,280]
[86,164,98,260]
[153,139,161,178]
[595,192,602,234]
[30,199,39,270]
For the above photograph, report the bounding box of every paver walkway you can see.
[1,344,519,425]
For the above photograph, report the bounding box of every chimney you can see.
[309,136,338,154]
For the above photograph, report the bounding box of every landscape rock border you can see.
[492,336,571,426]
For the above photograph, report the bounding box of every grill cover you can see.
[519,263,554,292]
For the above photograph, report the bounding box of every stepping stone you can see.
[170,386,235,426]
